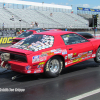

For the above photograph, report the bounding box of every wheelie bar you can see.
[11,74,28,80]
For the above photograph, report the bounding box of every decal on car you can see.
[88,50,93,54]
[34,68,42,73]
[66,50,94,65]
[10,34,54,51]
[42,49,67,57]
[39,62,45,65]
[37,64,44,68]
[32,55,40,63]
[65,56,67,60]
[73,58,82,63]
[39,56,47,62]
[54,48,62,54]
[68,53,73,59]
[26,66,31,70]
[32,54,47,63]
[73,53,77,56]
[47,52,54,56]
[65,62,67,66]
[67,60,73,64]
[92,54,96,57]
[27,70,31,73]
[62,49,67,55]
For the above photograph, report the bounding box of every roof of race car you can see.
[28,28,45,30]
[35,31,75,36]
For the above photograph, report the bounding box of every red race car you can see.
[12,28,47,44]
[0,31,100,78]
[12,28,62,44]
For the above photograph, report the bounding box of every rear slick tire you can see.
[44,56,63,78]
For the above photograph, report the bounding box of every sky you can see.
[23,0,100,9]
[1,0,100,12]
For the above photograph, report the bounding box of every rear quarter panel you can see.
[26,35,66,67]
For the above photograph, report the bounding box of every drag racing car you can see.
[0,31,100,78]
[12,28,47,44]
[12,28,62,44]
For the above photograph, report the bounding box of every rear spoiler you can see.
[0,47,33,55]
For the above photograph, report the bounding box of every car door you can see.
[61,33,94,66]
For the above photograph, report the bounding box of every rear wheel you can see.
[94,47,100,63]
[44,56,63,78]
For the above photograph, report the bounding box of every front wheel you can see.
[94,47,100,63]
[44,56,63,78]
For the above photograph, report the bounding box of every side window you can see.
[61,33,88,45]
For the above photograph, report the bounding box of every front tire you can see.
[44,56,63,78]
[94,47,100,63]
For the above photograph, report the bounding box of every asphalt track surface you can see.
[0,44,100,100]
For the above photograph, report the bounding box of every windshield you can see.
[18,31,33,37]
[11,34,54,51]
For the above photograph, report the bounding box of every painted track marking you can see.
[67,88,100,100]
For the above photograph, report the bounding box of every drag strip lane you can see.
[0,59,99,88]
[0,59,100,100]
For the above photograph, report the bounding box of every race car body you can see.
[0,31,100,77]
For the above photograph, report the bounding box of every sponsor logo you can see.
[40,53,47,57]
[68,53,73,59]
[37,65,44,68]
[88,50,93,54]
[0,37,16,44]
[32,58,39,63]
[92,54,96,57]
[51,49,56,52]
[32,56,40,63]
[62,49,67,55]
[81,54,87,57]
[73,58,82,63]
[26,66,31,70]
[34,68,42,73]
[27,70,31,73]
[68,60,73,64]
[65,62,67,66]
[39,62,45,65]
[65,56,67,60]
[42,51,51,54]
[90,9,95,11]
[78,7,83,10]
[54,48,61,54]
[47,52,54,56]
[33,55,39,59]
[73,53,77,56]
[39,56,47,61]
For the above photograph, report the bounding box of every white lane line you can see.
[67,88,100,100]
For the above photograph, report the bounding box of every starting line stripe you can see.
[67,88,100,100]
